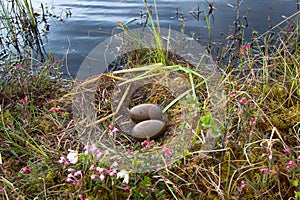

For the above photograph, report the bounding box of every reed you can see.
[0,0,45,63]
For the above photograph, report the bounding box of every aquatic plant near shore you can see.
[0,0,46,62]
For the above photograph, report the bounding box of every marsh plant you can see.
[0,0,46,64]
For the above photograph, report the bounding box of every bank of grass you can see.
[1,16,300,200]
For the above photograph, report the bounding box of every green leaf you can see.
[292,180,299,187]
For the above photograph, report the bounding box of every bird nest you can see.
[71,28,224,172]
[72,62,219,172]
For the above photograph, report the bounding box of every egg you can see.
[131,120,166,141]
[129,104,164,123]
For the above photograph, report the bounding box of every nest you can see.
[72,62,216,172]
[71,27,225,172]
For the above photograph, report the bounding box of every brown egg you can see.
[131,120,166,141]
[129,104,164,123]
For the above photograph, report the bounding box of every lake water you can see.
[31,0,298,76]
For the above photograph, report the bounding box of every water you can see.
[32,0,298,76]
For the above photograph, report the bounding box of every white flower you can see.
[117,170,130,184]
[67,149,79,164]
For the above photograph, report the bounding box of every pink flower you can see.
[78,194,83,200]
[283,148,291,153]
[141,140,155,150]
[109,127,118,136]
[96,150,103,160]
[21,167,32,174]
[108,123,115,129]
[111,162,118,168]
[96,167,104,173]
[84,144,100,155]
[91,174,96,180]
[49,107,60,113]
[58,156,69,165]
[260,168,269,174]
[297,155,300,160]
[66,177,74,183]
[268,154,273,161]
[162,146,172,157]
[20,96,28,104]
[239,97,248,104]
[74,171,82,177]
[68,168,76,173]
[89,164,95,171]
[99,173,105,182]
[16,63,23,69]
[285,160,296,170]
[240,180,247,190]
[243,45,250,51]
[0,189,3,193]
[108,169,117,176]
[252,119,257,126]
[239,49,244,56]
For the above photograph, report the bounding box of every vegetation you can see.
[0,0,300,199]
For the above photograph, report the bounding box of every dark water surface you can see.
[32,0,298,76]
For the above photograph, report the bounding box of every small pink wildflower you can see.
[286,160,296,169]
[268,154,273,161]
[78,194,83,200]
[252,119,257,126]
[68,168,76,173]
[99,173,105,182]
[85,144,101,157]
[108,122,117,129]
[240,180,247,190]
[283,148,291,153]
[162,146,172,157]
[109,127,118,136]
[0,189,3,193]
[141,140,155,149]
[260,167,269,174]
[272,171,278,175]
[297,155,300,160]
[262,153,267,157]
[239,97,248,104]
[243,45,250,51]
[20,96,28,104]
[96,167,104,173]
[21,167,32,174]
[107,169,117,176]
[58,156,69,165]
[49,107,60,113]
[89,164,95,171]
[16,63,23,69]
[111,162,118,168]
[96,150,103,160]
[239,49,244,56]
[91,174,97,180]
[74,171,82,177]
